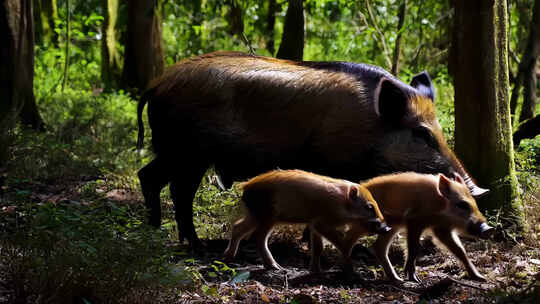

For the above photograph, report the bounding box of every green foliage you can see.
[0,200,191,303]
[9,90,139,182]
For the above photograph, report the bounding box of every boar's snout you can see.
[468,221,494,239]
[368,219,392,234]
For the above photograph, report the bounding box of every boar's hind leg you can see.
[169,161,209,248]
[432,227,486,281]
[138,158,172,228]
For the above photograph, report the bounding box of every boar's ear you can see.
[348,186,358,202]
[410,71,435,101]
[437,174,453,199]
[374,78,410,123]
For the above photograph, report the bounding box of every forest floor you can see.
[163,236,539,304]
[1,175,539,304]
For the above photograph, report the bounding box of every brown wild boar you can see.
[136,51,488,248]
[223,169,389,272]
[340,172,494,282]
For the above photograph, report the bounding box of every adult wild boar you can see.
[136,51,488,248]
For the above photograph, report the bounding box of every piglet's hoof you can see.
[406,271,421,283]
[264,262,285,272]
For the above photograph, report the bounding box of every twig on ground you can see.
[383,284,421,296]
[445,276,490,291]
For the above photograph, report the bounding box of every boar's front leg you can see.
[404,223,424,283]
[138,158,171,227]
[169,160,209,249]
[432,227,486,281]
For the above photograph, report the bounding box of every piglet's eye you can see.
[457,200,470,212]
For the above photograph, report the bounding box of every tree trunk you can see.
[518,0,540,122]
[452,0,523,227]
[276,0,304,61]
[187,0,202,56]
[33,0,58,46]
[122,0,164,92]
[514,114,540,146]
[266,0,277,55]
[391,0,407,76]
[1,0,43,167]
[101,0,121,90]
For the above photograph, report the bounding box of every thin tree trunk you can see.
[101,0,121,89]
[122,0,164,92]
[452,0,523,227]
[266,0,277,55]
[518,0,540,122]
[276,0,304,61]
[391,0,407,76]
[61,0,69,91]
[1,0,43,167]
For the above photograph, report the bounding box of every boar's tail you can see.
[136,88,154,150]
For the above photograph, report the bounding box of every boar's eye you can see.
[456,200,471,212]
[412,127,438,150]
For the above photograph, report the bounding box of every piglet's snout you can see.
[368,219,391,234]
[468,221,494,239]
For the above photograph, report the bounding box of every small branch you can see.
[383,284,420,296]
[445,276,490,291]
[365,0,392,68]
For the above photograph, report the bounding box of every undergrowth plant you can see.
[0,200,191,304]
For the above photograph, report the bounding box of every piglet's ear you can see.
[375,78,410,123]
[437,174,452,199]
[348,186,358,202]
[452,172,466,186]
[410,71,435,101]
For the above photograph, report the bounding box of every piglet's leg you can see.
[310,227,324,273]
[343,224,369,258]
[433,227,486,281]
[253,221,282,270]
[224,215,258,260]
[404,224,424,283]
[373,228,401,282]
[311,222,351,273]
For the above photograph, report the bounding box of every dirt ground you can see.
[167,235,539,304]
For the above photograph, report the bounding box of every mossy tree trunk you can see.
[122,0,164,92]
[1,0,44,168]
[33,0,58,46]
[276,0,304,61]
[451,0,523,228]
[101,0,121,90]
